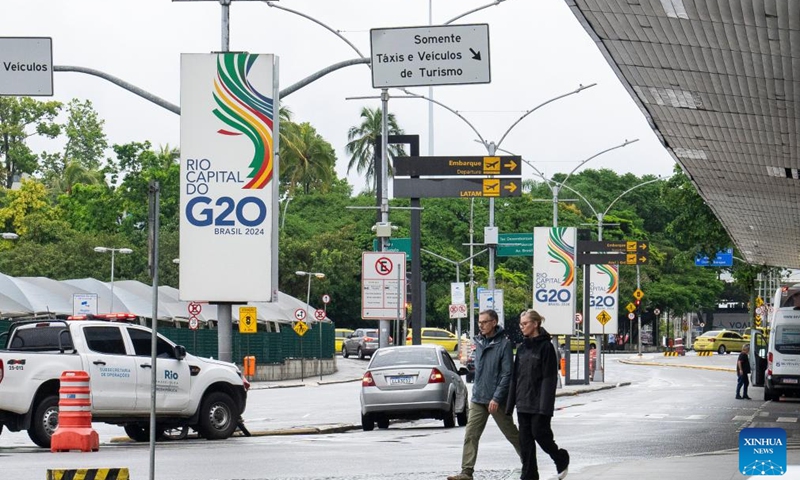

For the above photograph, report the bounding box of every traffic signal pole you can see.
[637,264,642,357]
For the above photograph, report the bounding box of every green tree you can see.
[0,97,61,188]
[345,106,406,192]
[280,122,337,194]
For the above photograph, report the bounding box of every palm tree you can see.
[345,106,405,192]
[280,122,337,194]
[51,160,105,194]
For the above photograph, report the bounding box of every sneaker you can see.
[556,449,569,479]
[735,395,742,399]
[446,473,473,480]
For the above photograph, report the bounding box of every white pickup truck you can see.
[0,316,249,448]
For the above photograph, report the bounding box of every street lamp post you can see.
[296,270,325,380]
[94,247,133,313]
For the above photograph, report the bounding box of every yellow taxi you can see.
[692,330,747,354]
[406,327,459,352]
[335,328,354,354]
[556,331,597,352]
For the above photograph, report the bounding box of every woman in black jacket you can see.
[507,309,569,480]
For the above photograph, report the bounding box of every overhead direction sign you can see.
[394,156,520,177]
[578,252,649,265]
[497,233,533,257]
[370,24,491,88]
[0,37,53,96]
[393,177,521,198]
[578,240,649,254]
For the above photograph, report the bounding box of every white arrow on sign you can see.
[294,308,307,321]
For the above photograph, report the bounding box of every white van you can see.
[764,286,800,401]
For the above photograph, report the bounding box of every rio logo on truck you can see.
[534,228,575,305]
[184,53,274,236]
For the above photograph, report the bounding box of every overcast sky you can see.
[2,0,676,196]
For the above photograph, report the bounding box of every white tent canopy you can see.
[0,273,329,324]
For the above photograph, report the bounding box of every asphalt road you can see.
[1,353,798,479]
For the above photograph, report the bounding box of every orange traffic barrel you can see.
[243,356,256,378]
[51,370,99,452]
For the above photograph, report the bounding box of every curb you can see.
[249,377,362,390]
[618,359,735,373]
[556,381,631,397]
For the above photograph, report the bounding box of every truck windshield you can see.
[774,325,800,354]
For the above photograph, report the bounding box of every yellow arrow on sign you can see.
[504,182,518,193]
[638,255,648,263]
[504,159,518,172]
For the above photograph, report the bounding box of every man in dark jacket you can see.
[448,309,521,480]
[507,309,569,480]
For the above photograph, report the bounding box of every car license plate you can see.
[784,378,799,384]
[388,375,414,385]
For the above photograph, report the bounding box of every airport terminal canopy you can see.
[0,273,325,325]
[566,0,800,267]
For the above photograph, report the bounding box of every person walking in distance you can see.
[507,310,569,480]
[736,343,752,399]
[447,309,521,480]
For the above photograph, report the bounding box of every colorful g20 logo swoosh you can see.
[547,228,574,287]
[597,264,619,294]
[212,53,274,189]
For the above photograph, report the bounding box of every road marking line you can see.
[776,417,798,423]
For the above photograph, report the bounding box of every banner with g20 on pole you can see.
[179,53,278,302]
[589,264,619,333]
[533,227,576,335]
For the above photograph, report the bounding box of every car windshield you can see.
[370,348,439,368]
[774,325,800,354]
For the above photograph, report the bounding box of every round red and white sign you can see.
[575,313,583,323]
[627,312,636,320]
[653,308,661,316]
[314,309,326,321]
[294,309,307,321]
[322,294,331,304]
[375,257,394,276]
[188,302,202,316]
[188,316,199,330]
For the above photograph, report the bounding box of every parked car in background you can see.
[692,330,747,354]
[360,345,469,430]
[335,328,354,354]
[342,328,380,359]
[406,327,459,352]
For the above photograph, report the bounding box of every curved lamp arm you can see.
[495,83,597,149]
[265,1,367,59]
[560,138,639,189]
[402,89,488,146]
[556,182,599,218]
[602,176,666,217]
[445,0,509,25]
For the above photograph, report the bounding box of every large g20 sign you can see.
[535,288,572,303]
[589,295,616,308]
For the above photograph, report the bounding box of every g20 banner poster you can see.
[180,53,278,302]
[533,227,576,335]
[589,264,619,333]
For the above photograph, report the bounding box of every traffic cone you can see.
[51,370,99,452]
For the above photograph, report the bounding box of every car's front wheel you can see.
[197,391,238,440]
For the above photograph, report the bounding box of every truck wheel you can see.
[159,425,189,440]
[28,395,59,448]
[197,392,238,440]
[124,424,150,442]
